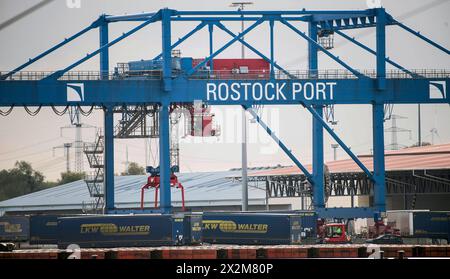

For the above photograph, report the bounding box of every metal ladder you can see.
[82,130,105,213]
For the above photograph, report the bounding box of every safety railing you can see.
[191,69,450,80]
[0,70,162,81]
[84,170,104,183]
[82,200,103,214]
[1,69,448,81]
[83,142,104,154]
[85,171,101,181]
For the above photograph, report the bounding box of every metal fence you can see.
[1,69,448,81]
[0,70,162,81]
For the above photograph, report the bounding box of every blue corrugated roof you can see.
[0,170,266,212]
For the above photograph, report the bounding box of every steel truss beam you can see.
[394,21,450,55]
[280,19,364,78]
[214,22,294,79]
[334,30,416,77]
[187,17,265,76]
[259,169,450,198]
[154,22,207,61]
[0,23,97,80]
[46,12,162,80]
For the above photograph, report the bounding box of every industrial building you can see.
[252,143,450,211]
[2,143,449,215]
[0,169,273,215]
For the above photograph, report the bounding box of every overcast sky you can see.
[0,0,449,181]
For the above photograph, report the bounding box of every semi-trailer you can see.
[57,214,202,249]
[2,210,449,248]
[202,212,302,245]
[386,210,450,242]
[29,215,59,245]
[0,215,29,242]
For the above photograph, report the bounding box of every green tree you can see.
[58,171,85,185]
[0,161,49,201]
[121,162,145,175]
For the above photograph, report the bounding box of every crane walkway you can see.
[1,69,449,81]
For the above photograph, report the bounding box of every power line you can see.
[0,136,61,156]
[34,157,66,171]
[36,161,69,174]
[0,147,54,163]
[34,156,65,169]
[0,0,55,32]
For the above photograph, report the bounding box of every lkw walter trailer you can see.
[202,213,302,245]
[387,211,450,243]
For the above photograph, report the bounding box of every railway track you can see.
[1,244,449,259]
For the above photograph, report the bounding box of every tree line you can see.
[0,161,145,202]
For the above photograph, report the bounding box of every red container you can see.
[212,59,270,71]
[193,58,270,79]
[214,58,270,79]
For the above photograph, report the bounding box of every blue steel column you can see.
[100,15,113,212]
[309,22,325,209]
[162,9,172,92]
[372,104,386,212]
[103,106,115,212]
[269,19,275,79]
[160,9,172,213]
[312,105,325,209]
[99,17,109,80]
[308,23,318,78]
[376,8,386,90]
[208,23,214,71]
[159,103,171,213]
[373,8,387,213]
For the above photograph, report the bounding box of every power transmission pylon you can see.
[53,143,72,172]
[60,107,96,173]
[385,114,412,150]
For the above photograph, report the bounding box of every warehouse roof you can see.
[0,170,266,213]
[2,144,448,213]
[250,143,450,176]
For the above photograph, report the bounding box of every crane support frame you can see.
[0,8,449,218]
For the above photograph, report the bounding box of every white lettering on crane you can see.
[218,83,228,101]
[230,83,240,101]
[206,82,337,102]
[328,82,336,100]
[292,83,302,98]
[316,82,327,100]
[303,82,315,100]
[276,83,287,100]
[242,83,251,101]
[206,83,217,101]
[265,83,275,101]
[252,83,263,101]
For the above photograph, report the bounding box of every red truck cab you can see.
[323,223,351,244]
[317,220,351,244]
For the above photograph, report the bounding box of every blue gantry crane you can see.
[0,8,449,219]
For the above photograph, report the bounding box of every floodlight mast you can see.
[230,1,253,212]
